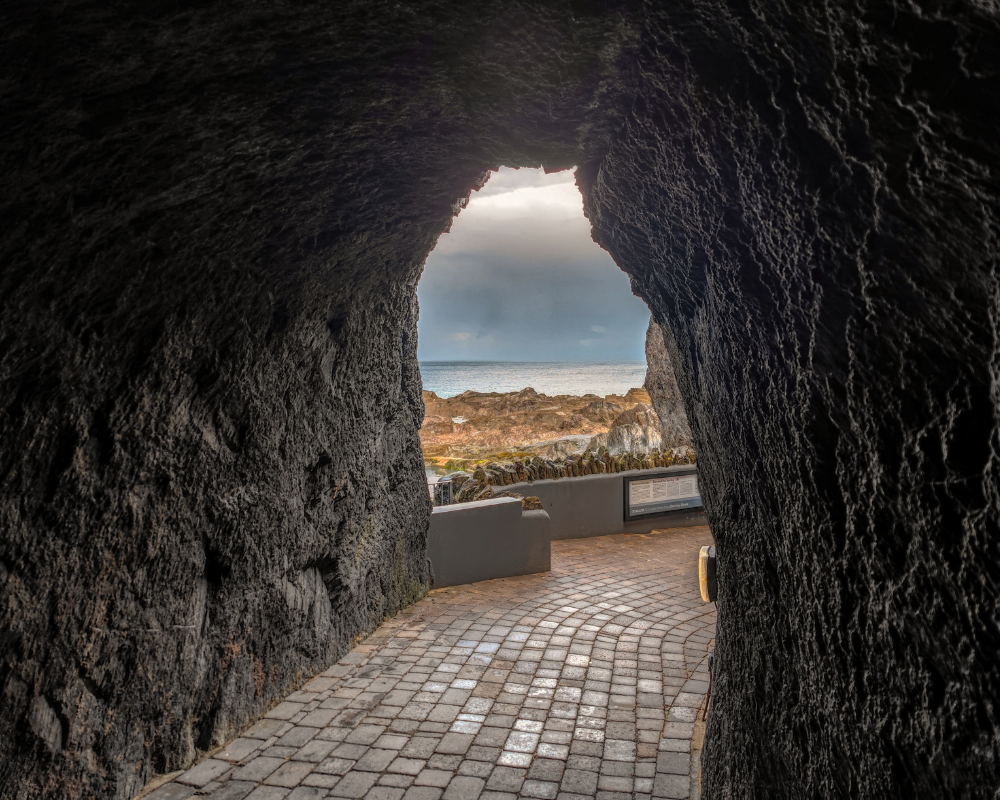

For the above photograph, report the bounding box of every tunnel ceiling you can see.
[1,1,998,798]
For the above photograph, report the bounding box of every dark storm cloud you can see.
[417,168,650,361]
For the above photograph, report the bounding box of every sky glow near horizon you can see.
[416,167,651,362]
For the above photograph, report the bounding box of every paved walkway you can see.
[146,527,716,800]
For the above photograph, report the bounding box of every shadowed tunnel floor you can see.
[145,528,716,800]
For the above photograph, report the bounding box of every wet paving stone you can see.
[151,528,715,800]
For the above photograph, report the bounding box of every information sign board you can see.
[623,470,702,521]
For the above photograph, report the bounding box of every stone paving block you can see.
[529,759,565,782]
[658,739,691,753]
[504,731,539,753]
[560,769,598,795]
[243,719,288,741]
[414,769,453,788]
[354,748,396,772]
[154,530,714,800]
[442,775,485,799]
[522,779,559,799]
[380,773,415,788]
[657,750,691,775]
[262,746,298,759]
[233,756,285,783]
[398,737,440,760]
[435,733,474,755]
[598,774,633,792]
[315,757,355,775]
[284,788,327,800]
[266,703,305,721]
[299,709,339,728]
[467,745,501,762]
[301,773,341,789]
[601,761,634,778]
[667,706,698,723]
[603,739,637,762]
[652,772,691,799]
[277,727,319,748]
[486,766,525,792]
[264,760,315,788]
[457,760,493,778]
[204,780,258,799]
[245,787,291,800]
[331,743,367,760]
[497,751,532,768]
[366,788,405,800]
[662,722,694,739]
[329,769,378,797]
[146,783,196,800]
[536,743,569,760]
[346,724,385,744]
[388,757,426,775]
[473,727,508,747]
[428,754,462,770]
[216,738,264,763]
[292,738,337,763]
[177,758,232,787]
[403,787,445,800]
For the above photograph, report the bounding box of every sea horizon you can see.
[419,360,648,399]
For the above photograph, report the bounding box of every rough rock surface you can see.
[643,317,694,451]
[581,5,1000,797]
[420,386,646,468]
[1,2,998,799]
[587,403,664,455]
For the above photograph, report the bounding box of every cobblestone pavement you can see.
[147,526,716,800]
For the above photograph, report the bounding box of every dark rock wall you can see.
[643,317,694,451]
[582,3,1000,797]
[1,1,998,799]
[0,4,639,798]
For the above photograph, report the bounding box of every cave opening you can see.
[1,3,996,798]
[414,165,692,493]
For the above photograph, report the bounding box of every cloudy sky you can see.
[416,167,651,362]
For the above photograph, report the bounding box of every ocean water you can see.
[419,361,647,398]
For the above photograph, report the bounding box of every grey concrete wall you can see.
[506,467,706,540]
[428,497,551,588]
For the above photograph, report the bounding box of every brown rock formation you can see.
[587,403,665,455]
[420,387,644,467]
[643,317,693,450]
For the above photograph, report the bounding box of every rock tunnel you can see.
[1,1,998,797]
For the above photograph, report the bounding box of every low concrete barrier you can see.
[427,497,550,588]
[505,466,706,540]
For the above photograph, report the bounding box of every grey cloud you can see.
[417,167,650,362]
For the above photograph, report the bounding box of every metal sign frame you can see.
[623,468,702,522]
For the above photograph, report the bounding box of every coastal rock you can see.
[643,317,694,450]
[442,472,469,490]
[580,398,626,423]
[420,387,649,469]
[622,387,652,404]
[588,404,664,456]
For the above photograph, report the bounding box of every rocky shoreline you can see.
[420,318,697,505]
[420,385,658,473]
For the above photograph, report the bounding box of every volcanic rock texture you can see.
[1,1,998,799]
[580,5,1000,797]
[643,317,694,451]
